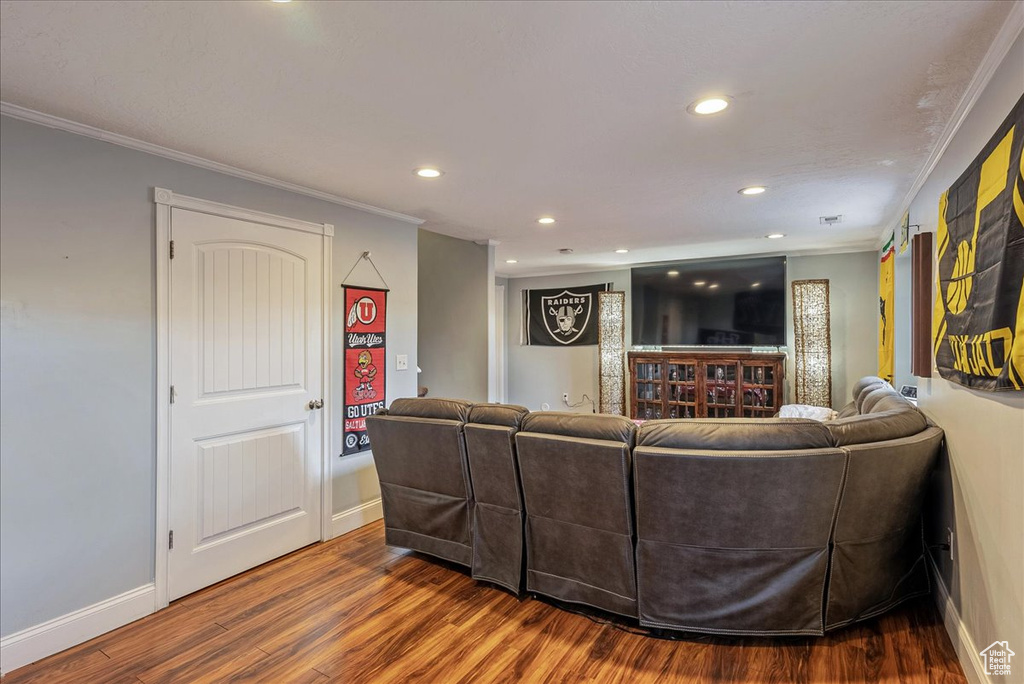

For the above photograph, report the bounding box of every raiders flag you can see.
[932,93,1024,391]
[522,283,611,346]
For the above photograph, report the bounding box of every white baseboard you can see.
[929,556,989,684]
[0,583,155,676]
[332,497,383,538]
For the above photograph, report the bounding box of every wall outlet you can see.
[396,354,408,371]
[562,393,570,404]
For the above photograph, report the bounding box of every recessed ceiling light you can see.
[505,259,518,264]
[414,167,443,178]
[693,280,706,286]
[271,0,292,3]
[751,282,761,288]
[687,96,731,116]
[615,249,629,254]
[739,186,767,195]
[765,233,786,239]
[708,283,720,289]
[667,270,680,277]
[537,217,556,225]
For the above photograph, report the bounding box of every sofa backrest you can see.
[827,383,927,447]
[515,412,639,616]
[464,403,530,593]
[825,426,944,628]
[632,441,847,633]
[519,412,637,445]
[465,404,529,510]
[366,397,472,503]
[851,376,888,409]
[386,397,472,422]
[365,397,476,565]
[637,418,833,451]
[516,412,637,535]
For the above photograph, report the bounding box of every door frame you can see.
[494,284,507,403]
[153,187,334,610]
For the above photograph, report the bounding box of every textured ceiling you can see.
[0,1,1013,275]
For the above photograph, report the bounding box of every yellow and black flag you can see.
[933,93,1024,391]
[878,232,895,384]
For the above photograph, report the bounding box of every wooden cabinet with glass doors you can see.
[628,352,785,420]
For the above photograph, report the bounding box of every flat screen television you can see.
[631,256,787,347]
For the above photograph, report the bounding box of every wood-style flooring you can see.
[5,520,966,683]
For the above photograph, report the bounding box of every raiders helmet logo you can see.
[541,290,594,344]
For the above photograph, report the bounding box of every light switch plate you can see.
[396,354,409,370]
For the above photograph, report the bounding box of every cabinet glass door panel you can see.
[666,362,697,419]
[705,362,738,418]
[741,362,778,416]
[742,364,775,387]
[634,360,664,419]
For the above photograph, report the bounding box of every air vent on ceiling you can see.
[819,215,843,226]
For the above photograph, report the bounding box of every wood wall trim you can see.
[911,232,934,378]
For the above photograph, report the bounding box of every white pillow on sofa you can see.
[779,404,838,422]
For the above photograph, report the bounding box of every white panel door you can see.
[168,207,323,601]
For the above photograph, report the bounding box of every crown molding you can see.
[0,102,425,226]
[496,244,878,280]
[879,0,1024,246]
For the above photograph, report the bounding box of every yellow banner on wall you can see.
[932,93,1024,391]
[878,232,895,384]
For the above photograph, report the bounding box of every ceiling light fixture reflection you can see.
[765,233,785,239]
[751,282,762,288]
[615,249,629,254]
[537,217,556,224]
[708,283,720,289]
[687,97,731,115]
[414,167,443,178]
[693,280,706,286]
[739,186,767,195]
[667,270,680,277]
[505,259,518,264]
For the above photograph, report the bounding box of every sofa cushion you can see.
[638,418,834,451]
[854,378,888,411]
[387,397,472,422]
[520,412,636,445]
[468,403,529,428]
[836,401,858,419]
[860,387,897,414]
[826,408,928,446]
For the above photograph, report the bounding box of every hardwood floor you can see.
[5,520,966,683]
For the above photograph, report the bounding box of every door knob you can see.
[308,399,324,410]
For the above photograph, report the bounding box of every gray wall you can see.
[787,251,877,407]
[417,229,489,401]
[505,255,875,413]
[0,116,419,637]
[897,31,1023,665]
[505,270,630,411]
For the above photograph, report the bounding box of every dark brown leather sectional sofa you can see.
[365,377,942,636]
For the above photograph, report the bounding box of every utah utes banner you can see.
[933,93,1024,391]
[522,283,611,346]
[343,287,387,454]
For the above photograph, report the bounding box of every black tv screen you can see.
[631,256,787,346]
